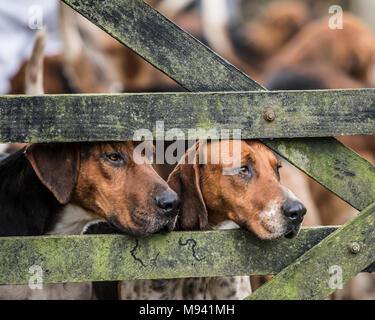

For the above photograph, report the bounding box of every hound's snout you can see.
[155,190,180,217]
[282,200,306,224]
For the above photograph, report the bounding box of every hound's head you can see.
[25,142,180,237]
[168,140,306,240]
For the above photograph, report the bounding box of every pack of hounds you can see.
[0,0,375,300]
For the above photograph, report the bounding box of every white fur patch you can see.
[201,0,229,25]
[47,204,95,235]
[214,220,240,230]
[120,276,251,300]
[157,0,195,16]
[284,187,301,203]
[0,144,7,153]
[258,199,285,238]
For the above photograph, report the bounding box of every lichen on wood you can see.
[1,90,375,143]
[0,227,342,285]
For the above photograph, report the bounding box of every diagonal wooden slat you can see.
[61,0,375,212]
[266,138,375,211]
[246,201,375,300]
[62,0,260,92]
[1,89,375,142]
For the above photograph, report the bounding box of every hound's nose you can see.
[155,190,180,217]
[282,200,306,224]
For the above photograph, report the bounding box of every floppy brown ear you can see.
[167,144,208,230]
[24,143,80,204]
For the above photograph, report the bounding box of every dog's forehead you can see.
[81,141,138,157]
[200,140,240,164]
[245,141,279,167]
[201,140,259,167]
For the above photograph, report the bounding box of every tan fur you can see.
[265,13,375,86]
[70,142,177,236]
[279,161,322,227]
[247,0,310,60]
[10,2,181,95]
[201,0,310,80]
[23,141,177,238]
[169,140,303,240]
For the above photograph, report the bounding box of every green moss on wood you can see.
[1,90,375,143]
[264,138,375,211]
[0,227,340,285]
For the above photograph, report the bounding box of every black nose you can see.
[155,190,180,217]
[282,200,306,224]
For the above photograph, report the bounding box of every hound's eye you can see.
[238,166,250,176]
[108,153,120,161]
[105,152,124,165]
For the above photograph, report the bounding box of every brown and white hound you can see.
[0,30,179,300]
[88,140,306,299]
[0,28,179,239]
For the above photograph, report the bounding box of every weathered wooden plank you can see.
[247,201,375,300]
[1,90,375,143]
[265,138,375,211]
[0,227,344,285]
[61,0,375,213]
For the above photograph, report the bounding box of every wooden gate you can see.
[0,0,374,299]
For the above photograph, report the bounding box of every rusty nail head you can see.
[264,110,276,122]
[348,242,360,254]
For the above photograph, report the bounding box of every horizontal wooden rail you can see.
[1,90,375,143]
[0,227,373,286]
[61,0,375,214]
[247,201,375,300]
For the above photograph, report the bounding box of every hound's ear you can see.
[25,143,80,204]
[167,144,208,230]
